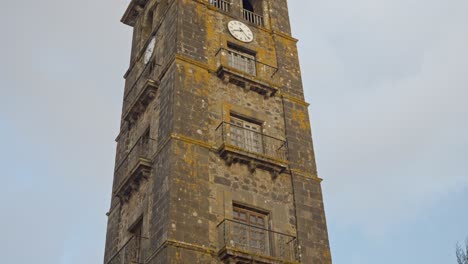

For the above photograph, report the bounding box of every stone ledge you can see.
[218,246,300,264]
[217,65,280,98]
[280,94,310,107]
[121,0,148,27]
[218,143,288,178]
[114,158,152,203]
[123,79,160,125]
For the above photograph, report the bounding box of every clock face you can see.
[144,37,156,64]
[228,21,254,43]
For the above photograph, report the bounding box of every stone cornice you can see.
[272,30,299,43]
[145,239,216,263]
[121,0,148,27]
[175,55,211,71]
[290,169,323,182]
[280,93,310,107]
[171,133,214,150]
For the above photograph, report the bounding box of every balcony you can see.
[218,219,299,264]
[242,9,264,26]
[215,48,279,97]
[122,62,160,125]
[106,236,145,264]
[209,0,231,12]
[113,136,156,202]
[215,122,288,177]
[121,0,149,27]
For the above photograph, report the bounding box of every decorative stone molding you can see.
[218,143,288,178]
[217,66,279,98]
[121,0,148,26]
[123,79,160,125]
[114,157,152,203]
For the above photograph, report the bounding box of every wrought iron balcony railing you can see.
[216,122,287,161]
[215,48,279,97]
[113,135,156,201]
[209,0,231,12]
[215,122,288,175]
[106,236,146,264]
[216,48,277,79]
[242,9,264,26]
[218,219,299,263]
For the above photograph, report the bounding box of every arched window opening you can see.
[242,0,254,12]
[241,0,264,26]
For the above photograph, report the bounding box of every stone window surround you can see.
[222,103,268,130]
[233,202,270,227]
[218,102,288,176]
[216,40,280,97]
[218,191,293,245]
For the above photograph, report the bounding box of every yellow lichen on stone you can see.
[292,108,311,130]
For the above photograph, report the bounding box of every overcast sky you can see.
[1,0,467,263]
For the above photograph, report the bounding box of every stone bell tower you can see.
[103,0,332,263]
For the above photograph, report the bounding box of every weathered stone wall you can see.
[283,100,316,174]
[104,203,122,262]
[146,245,168,264]
[275,38,305,99]
[177,0,208,63]
[209,155,297,234]
[104,1,178,263]
[168,140,213,251]
[147,140,172,260]
[269,0,292,35]
[292,176,332,264]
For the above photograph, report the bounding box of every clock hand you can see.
[239,28,250,38]
[240,30,248,38]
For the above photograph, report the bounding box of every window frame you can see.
[229,114,265,154]
[226,43,257,76]
[232,204,271,255]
